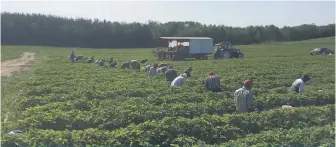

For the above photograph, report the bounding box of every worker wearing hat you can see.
[205,72,223,92]
[289,74,311,93]
[234,79,254,113]
[129,60,141,71]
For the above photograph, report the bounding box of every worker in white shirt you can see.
[148,63,158,77]
[234,79,254,113]
[144,64,152,72]
[289,75,311,93]
[171,73,188,87]
[156,66,168,74]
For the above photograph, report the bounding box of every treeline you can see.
[1,12,335,48]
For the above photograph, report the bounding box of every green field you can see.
[1,37,335,146]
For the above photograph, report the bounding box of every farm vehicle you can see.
[213,41,244,59]
[154,37,213,61]
[153,37,244,61]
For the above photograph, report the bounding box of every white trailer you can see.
[155,37,214,60]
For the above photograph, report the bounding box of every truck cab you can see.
[214,41,244,59]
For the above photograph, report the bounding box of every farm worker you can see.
[156,66,168,74]
[289,75,311,93]
[75,55,85,61]
[69,51,75,63]
[144,65,152,72]
[158,63,169,68]
[205,72,223,92]
[183,67,192,77]
[165,66,178,82]
[140,58,148,64]
[87,56,95,63]
[171,73,188,87]
[98,60,105,66]
[95,60,100,64]
[148,63,158,77]
[109,57,113,64]
[234,79,254,113]
[214,49,221,59]
[110,62,117,68]
[129,60,141,71]
[121,61,130,69]
[157,49,163,59]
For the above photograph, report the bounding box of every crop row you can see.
[18,71,335,100]
[2,105,334,146]
[5,89,334,131]
[14,55,335,101]
[220,124,335,147]
[17,80,335,107]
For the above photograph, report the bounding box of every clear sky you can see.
[1,0,335,27]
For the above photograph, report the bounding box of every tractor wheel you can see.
[223,52,230,58]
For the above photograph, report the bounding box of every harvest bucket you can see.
[281,105,293,109]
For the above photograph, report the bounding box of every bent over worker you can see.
[234,80,254,113]
[165,66,178,82]
[158,63,169,68]
[205,72,223,92]
[110,62,117,68]
[129,60,141,71]
[87,56,95,63]
[156,66,168,74]
[121,62,130,69]
[171,73,188,87]
[144,64,152,72]
[98,60,105,66]
[289,74,310,93]
[148,63,158,77]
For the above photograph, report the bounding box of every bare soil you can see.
[1,52,36,77]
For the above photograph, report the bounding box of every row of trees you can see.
[1,12,335,48]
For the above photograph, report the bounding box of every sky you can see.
[1,0,335,27]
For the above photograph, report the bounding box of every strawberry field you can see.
[1,37,335,146]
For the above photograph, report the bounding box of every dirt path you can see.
[1,52,36,77]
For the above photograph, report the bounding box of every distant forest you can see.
[1,12,335,48]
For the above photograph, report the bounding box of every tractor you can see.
[213,41,244,59]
